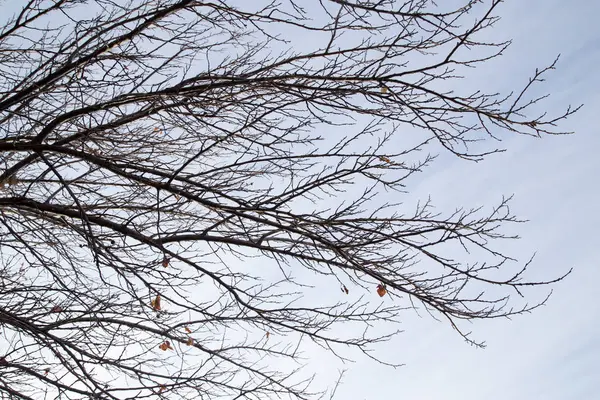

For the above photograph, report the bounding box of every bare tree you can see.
[0,0,578,399]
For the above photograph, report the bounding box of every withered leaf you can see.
[50,305,63,313]
[158,341,172,351]
[376,284,387,297]
[151,295,161,311]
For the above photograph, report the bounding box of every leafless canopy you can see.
[0,0,577,399]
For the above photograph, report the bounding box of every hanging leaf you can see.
[376,284,387,297]
[265,331,270,339]
[50,305,63,313]
[186,337,194,346]
[5,175,18,186]
[158,385,167,394]
[162,256,169,268]
[378,155,392,163]
[151,295,161,311]
[342,285,349,295]
[184,326,192,334]
[158,341,173,351]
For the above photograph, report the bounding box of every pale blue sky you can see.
[328,1,600,399]
[1,1,597,399]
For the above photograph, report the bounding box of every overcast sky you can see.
[329,1,600,399]
[1,1,597,399]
